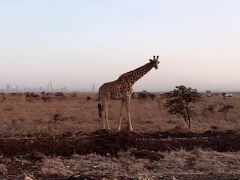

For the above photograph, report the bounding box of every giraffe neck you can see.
[119,62,154,84]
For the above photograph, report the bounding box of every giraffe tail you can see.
[98,103,102,118]
[98,89,102,120]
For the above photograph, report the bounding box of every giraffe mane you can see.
[118,61,152,79]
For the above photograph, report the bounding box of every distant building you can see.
[6,84,18,92]
[92,84,95,92]
[39,87,44,92]
[47,83,53,92]
[6,84,11,92]
[60,87,67,92]
[23,87,32,92]
[206,90,212,97]
[12,85,18,92]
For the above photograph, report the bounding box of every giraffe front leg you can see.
[105,99,110,130]
[125,95,133,132]
[101,101,106,129]
[118,99,124,131]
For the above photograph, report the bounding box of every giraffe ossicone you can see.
[98,55,160,131]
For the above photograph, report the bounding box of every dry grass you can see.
[0,92,240,137]
[0,148,239,179]
[39,149,240,179]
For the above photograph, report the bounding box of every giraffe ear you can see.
[149,59,153,62]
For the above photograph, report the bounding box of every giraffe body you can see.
[98,56,160,131]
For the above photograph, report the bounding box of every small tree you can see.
[164,85,202,129]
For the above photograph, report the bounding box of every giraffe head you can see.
[149,56,160,69]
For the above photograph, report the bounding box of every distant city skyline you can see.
[1,1,240,92]
[0,82,238,93]
[1,82,70,92]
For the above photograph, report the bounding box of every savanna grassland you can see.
[0,92,240,179]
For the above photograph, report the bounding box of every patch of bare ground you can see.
[0,129,240,157]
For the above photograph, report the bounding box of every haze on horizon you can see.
[0,0,240,92]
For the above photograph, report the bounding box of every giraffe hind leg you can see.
[125,95,133,132]
[118,99,125,131]
[98,103,102,119]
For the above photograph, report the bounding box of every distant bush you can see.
[207,104,217,113]
[0,93,6,102]
[131,92,138,99]
[201,104,218,119]
[148,93,157,100]
[70,93,77,98]
[86,96,91,101]
[219,104,235,118]
[25,92,40,101]
[42,96,51,102]
[137,90,156,100]
[137,91,148,99]
[55,92,65,100]
[55,92,64,97]
[53,113,60,121]
[204,104,217,114]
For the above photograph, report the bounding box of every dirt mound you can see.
[0,130,240,157]
[164,125,192,135]
[132,150,165,161]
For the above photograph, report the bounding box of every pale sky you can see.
[0,0,240,91]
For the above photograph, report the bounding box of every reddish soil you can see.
[0,129,240,158]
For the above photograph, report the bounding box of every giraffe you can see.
[98,56,160,131]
